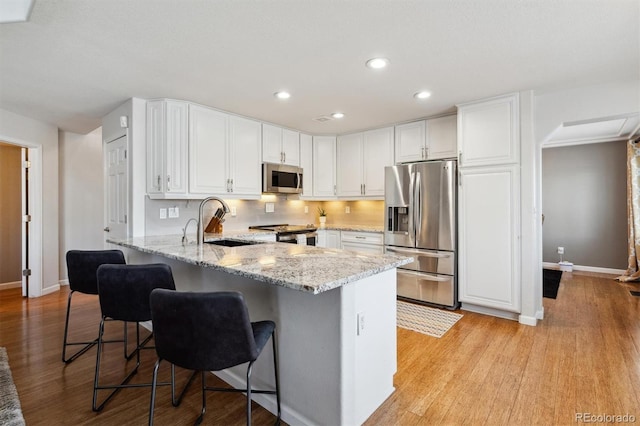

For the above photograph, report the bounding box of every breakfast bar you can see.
[107,234,411,426]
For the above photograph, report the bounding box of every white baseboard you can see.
[460,303,520,322]
[0,281,21,290]
[536,307,545,320]
[59,279,69,286]
[518,315,537,326]
[543,262,624,275]
[41,283,60,296]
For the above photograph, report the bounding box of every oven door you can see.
[263,163,303,194]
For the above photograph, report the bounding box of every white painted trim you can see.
[41,282,60,296]
[518,315,537,326]
[536,307,545,320]
[59,279,69,286]
[542,262,624,275]
[0,281,21,290]
[460,303,520,322]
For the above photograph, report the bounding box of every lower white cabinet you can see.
[458,164,521,312]
[341,231,384,254]
[317,229,341,248]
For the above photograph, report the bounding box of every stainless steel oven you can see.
[262,163,303,194]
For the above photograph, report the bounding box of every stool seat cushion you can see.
[66,250,125,295]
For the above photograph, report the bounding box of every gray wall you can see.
[541,140,627,269]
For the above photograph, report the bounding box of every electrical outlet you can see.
[357,311,365,336]
[159,208,167,219]
[557,247,564,255]
[304,206,309,214]
[345,206,350,214]
[168,207,179,218]
[265,203,275,213]
[231,206,237,217]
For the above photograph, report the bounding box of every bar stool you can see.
[93,263,176,412]
[148,289,281,426]
[63,250,126,364]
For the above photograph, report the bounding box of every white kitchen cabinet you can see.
[337,127,393,198]
[299,133,313,198]
[317,229,341,248]
[262,123,300,166]
[189,104,261,197]
[457,93,519,167]
[341,231,384,254]
[394,117,457,164]
[458,164,520,313]
[146,100,188,197]
[313,136,337,198]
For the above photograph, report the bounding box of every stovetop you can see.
[249,224,317,233]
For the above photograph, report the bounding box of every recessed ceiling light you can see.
[414,91,432,100]
[274,91,291,99]
[365,58,389,69]
[331,112,345,119]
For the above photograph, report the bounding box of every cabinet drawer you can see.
[341,231,383,245]
[341,241,384,254]
[397,269,455,307]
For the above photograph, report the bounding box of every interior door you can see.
[104,135,128,240]
[21,148,29,297]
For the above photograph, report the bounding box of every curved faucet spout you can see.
[197,197,231,244]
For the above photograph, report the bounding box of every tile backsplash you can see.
[144,197,384,236]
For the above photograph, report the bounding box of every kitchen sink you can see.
[205,239,261,247]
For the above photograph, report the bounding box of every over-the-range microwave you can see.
[262,163,303,194]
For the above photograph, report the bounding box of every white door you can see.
[395,120,425,163]
[105,135,128,239]
[165,101,188,194]
[262,123,283,164]
[337,133,363,197]
[426,115,458,160]
[229,116,262,196]
[363,127,394,196]
[281,128,300,166]
[21,148,29,296]
[313,136,337,197]
[189,105,228,194]
[299,134,313,197]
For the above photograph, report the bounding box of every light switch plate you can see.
[304,206,309,214]
[345,206,350,214]
[231,206,237,217]
[159,208,167,219]
[265,203,275,213]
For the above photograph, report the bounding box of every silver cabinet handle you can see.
[363,183,366,195]
[103,227,110,232]
[283,152,286,163]
[230,179,234,192]
[458,151,462,165]
[157,175,161,190]
[334,184,337,195]
[167,175,171,190]
[425,146,428,159]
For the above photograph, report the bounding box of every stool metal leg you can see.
[62,290,98,363]
[195,371,207,425]
[148,358,162,426]
[272,330,281,424]
[246,361,254,426]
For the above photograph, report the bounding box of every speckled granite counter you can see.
[107,234,410,294]
[318,224,384,233]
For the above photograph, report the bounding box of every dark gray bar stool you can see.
[63,249,126,364]
[148,289,281,426]
[93,263,177,412]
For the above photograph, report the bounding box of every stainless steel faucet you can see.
[197,196,231,244]
[182,218,198,244]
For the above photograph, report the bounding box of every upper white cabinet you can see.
[189,104,262,197]
[262,123,300,166]
[457,93,519,167]
[299,133,313,198]
[337,127,394,198]
[313,136,337,198]
[395,116,457,163]
[146,100,189,196]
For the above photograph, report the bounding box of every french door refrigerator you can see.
[384,160,458,309]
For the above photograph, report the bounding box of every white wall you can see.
[59,128,105,280]
[0,107,59,296]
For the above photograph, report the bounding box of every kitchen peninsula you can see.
[107,234,411,426]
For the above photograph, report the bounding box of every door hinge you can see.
[124,149,127,159]
[23,214,32,222]
[23,160,31,169]
[22,269,31,277]
[124,214,128,224]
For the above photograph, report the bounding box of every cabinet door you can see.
[146,101,164,194]
[326,230,341,248]
[313,136,337,197]
[363,127,394,196]
[426,115,457,160]
[229,116,262,196]
[189,105,228,194]
[164,101,188,194]
[262,123,283,164]
[458,164,520,312]
[458,93,519,167]
[395,120,425,163]
[299,133,314,198]
[337,133,363,197]
[281,129,300,166]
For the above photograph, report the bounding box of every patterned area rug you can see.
[397,300,463,338]
[0,347,25,426]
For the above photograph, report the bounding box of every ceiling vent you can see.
[313,116,333,123]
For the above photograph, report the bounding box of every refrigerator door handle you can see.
[409,171,416,239]
[414,171,422,240]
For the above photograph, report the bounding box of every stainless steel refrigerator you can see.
[384,160,458,309]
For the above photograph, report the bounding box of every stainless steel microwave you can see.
[262,163,303,194]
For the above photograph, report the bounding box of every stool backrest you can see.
[97,264,176,322]
[66,250,126,294]
[150,289,258,372]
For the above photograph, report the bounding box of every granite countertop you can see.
[318,224,384,233]
[107,234,411,294]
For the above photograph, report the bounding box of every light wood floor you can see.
[1,271,639,425]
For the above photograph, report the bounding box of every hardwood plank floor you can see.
[1,271,639,425]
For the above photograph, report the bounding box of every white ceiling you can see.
[0,0,638,135]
